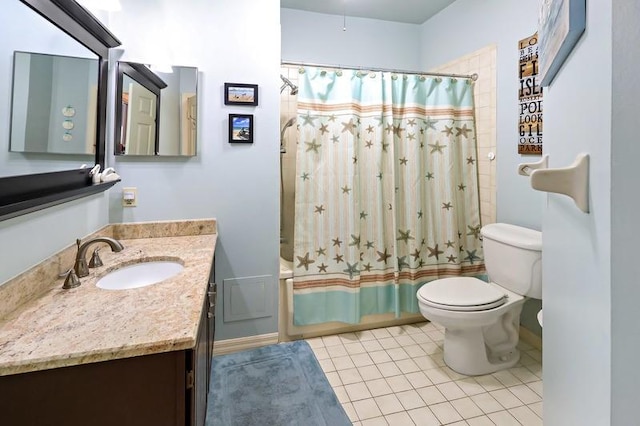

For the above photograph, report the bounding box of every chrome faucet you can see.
[73,237,124,278]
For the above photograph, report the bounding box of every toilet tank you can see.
[481,223,542,299]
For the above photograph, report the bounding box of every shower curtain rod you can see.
[281,60,478,80]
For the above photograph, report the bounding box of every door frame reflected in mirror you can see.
[115,61,167,156]
[114,61,198,157]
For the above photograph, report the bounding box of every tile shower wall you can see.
[431,45,498,226]
[280,66,299,262]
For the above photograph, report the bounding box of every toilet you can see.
[417,223,542,376]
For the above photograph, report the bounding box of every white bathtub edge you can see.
[279,257,293,279]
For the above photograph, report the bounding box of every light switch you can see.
[122,187,137,207]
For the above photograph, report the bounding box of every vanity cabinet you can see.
[0,287,216,426]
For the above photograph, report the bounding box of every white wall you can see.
[611,2,640,423]
[420,0,544,230]
[541,1,614,423]
[281,8,422,71]
[0,197,109,285]
[106,0,281,340]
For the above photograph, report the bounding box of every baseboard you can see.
[519,326,542,351]
[213,332,279,356]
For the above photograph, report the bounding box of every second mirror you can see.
[115,62,198,156]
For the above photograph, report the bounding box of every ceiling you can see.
[280,0,457,25]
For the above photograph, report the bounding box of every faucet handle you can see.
[88,248,103,268]
[62,269,81,289]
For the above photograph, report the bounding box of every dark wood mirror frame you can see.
[115,61,168,156]
[0,0,121,222]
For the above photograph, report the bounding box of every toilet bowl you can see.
[416,223,542,376]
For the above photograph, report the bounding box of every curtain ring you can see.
[419,75,426,81]
[391,74,398,80]
[320,70,327,76]
[435,77,442,83]
[336,70,343,76]
[298,67,305,74]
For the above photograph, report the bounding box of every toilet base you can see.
[443,325,520,376]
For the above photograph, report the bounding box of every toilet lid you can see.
[417,277,507,312]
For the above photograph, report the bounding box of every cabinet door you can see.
[0,351,186,426]
[207,281,216,383]
[207,258,216,389]
[188,299,209,426]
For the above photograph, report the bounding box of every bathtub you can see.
[278,258,424,342]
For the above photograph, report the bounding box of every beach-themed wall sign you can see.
[518,32,543,155]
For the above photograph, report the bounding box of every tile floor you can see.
[305,321,542,426]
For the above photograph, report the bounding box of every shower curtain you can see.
[293,66,485,326]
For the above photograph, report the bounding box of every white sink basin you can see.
[96,260,184,290]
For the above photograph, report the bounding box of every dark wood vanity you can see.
[0,283,216,426]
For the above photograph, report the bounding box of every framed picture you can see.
[538,0,586,87]
[229,114,253,143]
[224,83,258,106]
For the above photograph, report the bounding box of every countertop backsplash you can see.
[0,219,216,320]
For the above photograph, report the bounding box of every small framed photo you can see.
[224,83,258,106]
[229,114,253,143]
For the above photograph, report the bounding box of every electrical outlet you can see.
[122,187,137,207]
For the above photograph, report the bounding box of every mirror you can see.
[114,61,166,156]
[1,0,102,177]
[115,61,198,156]
[10,51,99,155]
[0,0,120,221]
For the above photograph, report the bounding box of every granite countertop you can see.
[0,219,217,376]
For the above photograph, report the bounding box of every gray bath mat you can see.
[207,340,351,426]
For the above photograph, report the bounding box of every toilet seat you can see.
[417,277,507,312]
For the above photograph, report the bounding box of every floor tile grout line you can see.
[309,321,542,426]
